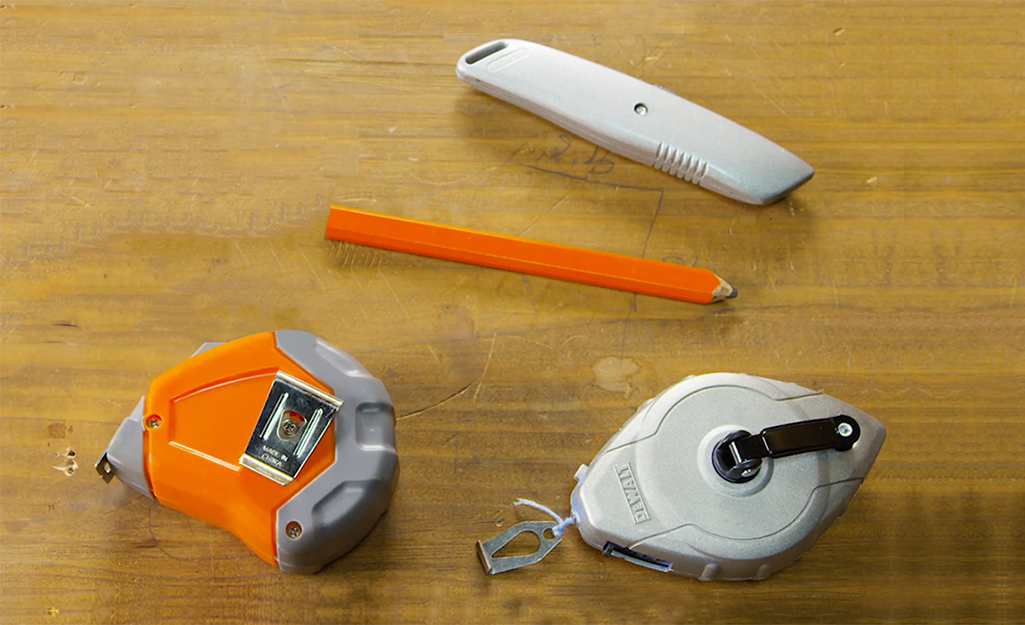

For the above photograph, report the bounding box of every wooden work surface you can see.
[2,1,1023,623]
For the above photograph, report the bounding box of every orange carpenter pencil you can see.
[324,206,736,304]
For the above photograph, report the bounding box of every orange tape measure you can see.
[96,330,398,573]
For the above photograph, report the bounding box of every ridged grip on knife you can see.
[653,143,709,184]
[456,39,814,205]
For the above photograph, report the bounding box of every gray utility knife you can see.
[571,373,886,580]
[456,39,814,205]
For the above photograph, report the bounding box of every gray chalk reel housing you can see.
[571,373,885,581]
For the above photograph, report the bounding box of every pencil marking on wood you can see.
[147,507,187,561]
[521,164,660,195]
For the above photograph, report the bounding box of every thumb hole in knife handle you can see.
[465,41,508,64]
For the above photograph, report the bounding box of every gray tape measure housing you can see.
[272,330,398,574]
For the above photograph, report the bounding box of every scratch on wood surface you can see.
[516,191,572,237]
[749,81,790,118]
[469,143,530,207]
[232,240,251,265]
[377,268,410,319]
[53,189,94,209]
[559,334,586,348]
[258,48,291,113]
[504,334,556,351]
[473,335,497,400]
[343,260,369,294]
[396,383,473,421]
[437,274,479,299]
[425,343,442,364]
[633,39,668,73]
[296,246,326,289]
[334,194,378,205]
[405,170,478,186]
[520,274,541,313]
[268,247,287,272]
[775,350,793,371]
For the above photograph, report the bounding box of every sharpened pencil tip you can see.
[710,280,736,303]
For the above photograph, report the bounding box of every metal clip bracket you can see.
[239,371,342,485]
[476,521,563,575]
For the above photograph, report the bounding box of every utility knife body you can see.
[457,39,814,205]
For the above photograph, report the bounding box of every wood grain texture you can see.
[1,1,1022,623]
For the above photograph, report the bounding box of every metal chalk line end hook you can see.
[476,520,563,575]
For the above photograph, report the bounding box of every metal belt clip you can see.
[239,371,342,485]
